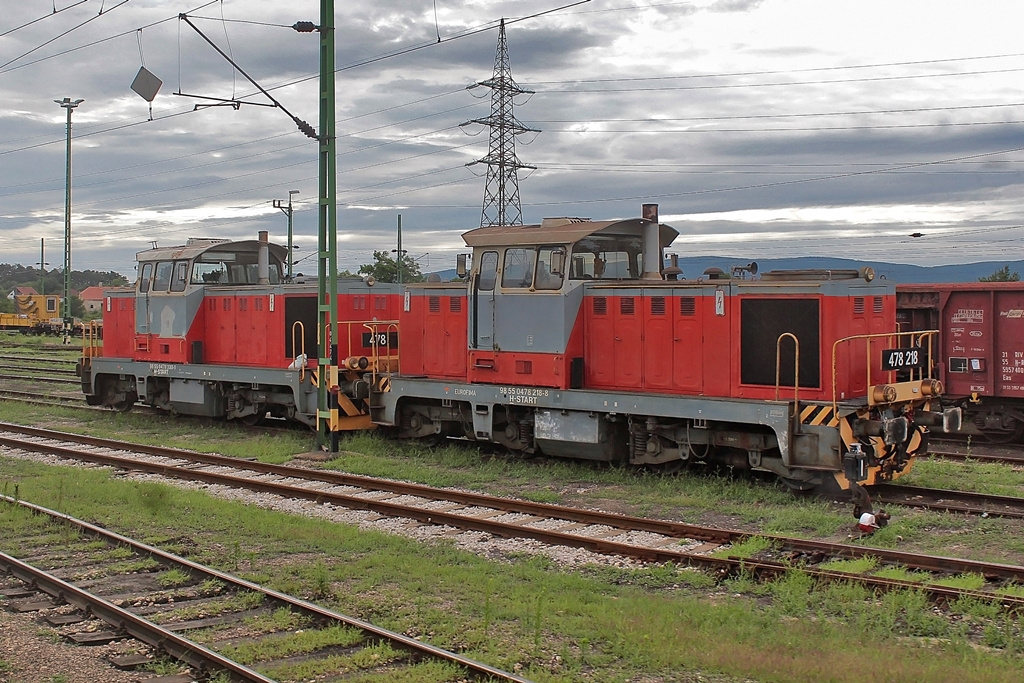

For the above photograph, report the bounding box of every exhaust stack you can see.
[258,230,270,284]
[641,203,662,280]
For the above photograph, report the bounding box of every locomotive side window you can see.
[170,260,189,292]
[570,234,643,280]
[193,261,228,284]
[139,262,153,293]
[502,248,536,289]
[152,261,173,292]
[478,251,498,291]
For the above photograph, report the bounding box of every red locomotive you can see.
[370,206,959,492]
[81,208,961,494]
[897,282,1024,442]
[79,231,399,429]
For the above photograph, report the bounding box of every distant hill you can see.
[668,257,1024,284]
[427,258,1024,284]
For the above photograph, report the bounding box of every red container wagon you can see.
[79,232,399,430]
[373,208,960,493]
[897,282,1024,442]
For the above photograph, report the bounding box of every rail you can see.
[830,329,940,413]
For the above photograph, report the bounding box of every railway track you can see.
[0,389,83,405]
[0,372,80,386]
[871,483,1024,519]
[0,495,529,682]
[926,440,1024,466]
[4,423,1024,612]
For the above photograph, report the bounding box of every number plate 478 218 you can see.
[882,348,923,371]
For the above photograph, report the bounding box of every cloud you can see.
[1,0,1024,276]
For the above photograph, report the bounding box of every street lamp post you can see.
[55,97,83,345]
[273,190,300,279]
[392,214,404,284]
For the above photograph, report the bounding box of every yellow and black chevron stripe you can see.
[800,404,839,427]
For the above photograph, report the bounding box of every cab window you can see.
[502,248,535,289]
[139,262,153,293]
[152,261,173,292]
[535,246,565,290]
[170,260,190,292]
[478,251,498,291]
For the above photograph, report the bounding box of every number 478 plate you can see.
[882,347,924,371]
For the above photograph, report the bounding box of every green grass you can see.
[4,396,1024,682]
[156,568,192,588]
[3,457,1024,683]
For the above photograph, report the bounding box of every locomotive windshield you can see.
[570,234,643,280]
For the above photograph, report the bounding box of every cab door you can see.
[470,251,498,350]
[135,262,153,334]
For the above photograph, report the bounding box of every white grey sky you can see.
[2,0,1024,277]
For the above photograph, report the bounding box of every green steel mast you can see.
[317,0,339,450]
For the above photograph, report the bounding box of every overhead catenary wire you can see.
[0,0,131,71]
[0,0,90,38]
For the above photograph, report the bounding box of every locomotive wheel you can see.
[241,406,267,426]
[111,398,134,413]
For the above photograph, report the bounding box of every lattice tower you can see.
[465,19,537,227]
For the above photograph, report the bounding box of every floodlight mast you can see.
[55,97,83,345]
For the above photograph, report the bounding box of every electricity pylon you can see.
[463,19,537,227]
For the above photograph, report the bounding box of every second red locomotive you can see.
[370,207,959,492]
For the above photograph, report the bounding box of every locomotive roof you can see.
[462,218,679,248]
[136,238,287,263]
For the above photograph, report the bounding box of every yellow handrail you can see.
[831,329,940,413]
[775,332,800,433]
[291,320,306,381]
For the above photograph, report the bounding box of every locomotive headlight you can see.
[872,385,898,403]
[345,356,370,370]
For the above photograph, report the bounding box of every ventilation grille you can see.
[428,296,441,313]
[593,297,607,315]
[680,297,696,316]
[650,296,666,316]
[620,297,635,315]
[853,297,865,315]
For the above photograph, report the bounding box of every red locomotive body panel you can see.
[578,284,893,402]
[400,287,467,379]
[204,295,236,364]
[99,292,136,358]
